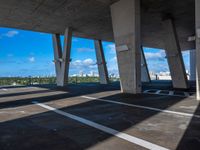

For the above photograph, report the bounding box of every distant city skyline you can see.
[0,27,190,77]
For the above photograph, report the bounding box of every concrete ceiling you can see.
[0,0,195,50]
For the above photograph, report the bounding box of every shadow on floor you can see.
[177,103,200,150]
[1,83,199,149]
[0,83,120,109]
[143,80,196,92]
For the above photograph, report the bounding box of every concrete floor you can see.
[0,82,200,150]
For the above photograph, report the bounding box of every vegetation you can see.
[0,76,119,86]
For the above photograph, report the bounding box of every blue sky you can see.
[0,27,190,77]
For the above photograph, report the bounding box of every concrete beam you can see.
[190,50,196,81]
[111,0,141,94]
[141,47,151,82]
[195,0,200,100]
[94,40,109,84]
[162,19,189,89]
[52,27,72,86]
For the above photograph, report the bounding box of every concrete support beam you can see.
[162,19,189,89]
[141,47,151,82]
[94,40,109,84]
[195,0,200,100]
[52,34,62,85]
[52,27,72,86]
[190,50,196,81]
[111,0,141,94]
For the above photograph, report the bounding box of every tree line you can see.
[0,77,119,86]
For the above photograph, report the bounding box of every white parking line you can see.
[143,90,150,93]
[1,88,8,91]
[33,101,169,150]
[169,91,174,96]
[81,96,200,119]
[143,90,195,98]
[155,90,161,94]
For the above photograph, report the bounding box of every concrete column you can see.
[162,19,189,89]
[111,0,141,94]
[190,50,196,81]
[61,27,72,86]
[52,27,72,86]
[52,34,62,85]
[195,0,200,100]
[94,40,109,84]
[141,47,151,82]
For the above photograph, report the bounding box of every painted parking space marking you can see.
[169,91,174,96]
[33,101,169,150]
[155,90,161,94]
[81,96,200,119]
[143,89,195,98]
[0,88,8,91]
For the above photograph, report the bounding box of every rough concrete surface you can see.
[0,83,199,150]
[0,0,195,50]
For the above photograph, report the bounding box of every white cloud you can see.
[3,30,19,38]
[72,60,82,66]
[111,56,117,61]
[77,48,94,52]
[73,59,94,66]
[182,51,189,57]
[144,51,166,60]
[107,44,116,54]
[107,56,119,74]
[83,58,94,65]
[29,57,35,63]
[71,58,96,69]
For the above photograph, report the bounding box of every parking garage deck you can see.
[0,83,199,150]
